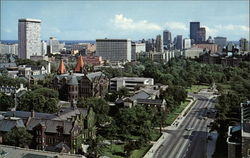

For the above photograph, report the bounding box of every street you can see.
[154,90,217,158]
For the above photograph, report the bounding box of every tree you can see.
[86,136,106,158]
[117,87,129,98]
[0,93,15,111]
[18,88,59,113]
[80,97,110,126]
[4,127,32,147]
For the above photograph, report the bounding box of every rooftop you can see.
[18,18,41,23]
[111,77,153,82]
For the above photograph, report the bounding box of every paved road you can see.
[154,92,217,158]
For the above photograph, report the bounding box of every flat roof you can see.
[18,18,41,23]
[111,77,153,82]
[96,39,131,42]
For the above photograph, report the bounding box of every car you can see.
[185,127,193,131]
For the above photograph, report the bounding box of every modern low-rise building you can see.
[110,77,154,92]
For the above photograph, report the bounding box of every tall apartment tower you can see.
[190,22,200,44]
[176,35,183,50]
[96,39,132,62]
[18,18,41,59]
[196,27,206,44]
[163,30,172,50]
[155,34,163,52]
[41,40,47,56]
[239,38,249,51]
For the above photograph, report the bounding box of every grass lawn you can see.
[186,85,210,93]
[130,145,152,158]
[103,144,125,158]
[165,101,190,125]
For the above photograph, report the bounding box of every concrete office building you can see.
[96,39,132,62]
[131,42,145,61]
[48,37,64,54]
[176,35,183,50]
[110,77,154,92]
[18,18,41,59]
[155,35,163,52]
[0,43,18,55]
[214,37,227,50]
[190,22,200,44]
[184,47,203,59]
[163,30,172,50]
[183,38,191,49]
[196,27,206,43]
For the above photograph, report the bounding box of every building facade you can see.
[110,77,154,92]
[18,18,41,59]
[163,30,172,50]
[176,35,183,50]
[183,38,191,49]
[196,27,206,43]
[239,38,249,51]
[131,42,146,61]
[214,37,227,50]
[155,35,163,52]
[190,22,200,44]
[96,39,132,62]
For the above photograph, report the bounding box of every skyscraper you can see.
[96,39,131,62]
[176,35,183,50]
[18,18,41,59]
[163,30,172,50]
[190,22,200,44]
[41,40,47,56]
[196,27,206,43]
[155,34,163,52]
[239,38,249,51]
[48,37,64,54]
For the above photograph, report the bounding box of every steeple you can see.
[74,55,85,73]
[57,59,66,75]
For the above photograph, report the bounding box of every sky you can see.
[1,0,249,41]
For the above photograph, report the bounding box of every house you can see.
[0,105,96,154]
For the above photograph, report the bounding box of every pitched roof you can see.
[26,118,74,135]
[74,55,84,73]
[0,118,25,132]
[57,59,66,75]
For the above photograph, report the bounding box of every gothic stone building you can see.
[53,56,109,101]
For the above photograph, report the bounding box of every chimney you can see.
[31,110,35,118]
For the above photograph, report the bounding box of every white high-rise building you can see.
[183,38,191,49]
[41,40,47,56]
[48,37,64,54]
[131,42,145,61]
[18,18,41,59]
[96,39,131,62]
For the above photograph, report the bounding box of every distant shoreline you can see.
[0,40,96,45]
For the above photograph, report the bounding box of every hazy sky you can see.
[1,1,249,41]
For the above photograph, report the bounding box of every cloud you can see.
[202,25,218,37]
[214,24,249,32]
[164,22,188,31]
[111,14,162,31]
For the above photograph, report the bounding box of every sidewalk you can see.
[143,96,196,158]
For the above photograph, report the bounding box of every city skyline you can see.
[1,1,249,41]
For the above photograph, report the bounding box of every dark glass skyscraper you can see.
[190,22,200,44]
[176,35,183,50]
[163,30,172,50]
[196,27,206,43]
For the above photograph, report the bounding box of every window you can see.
[248,149,250,156]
